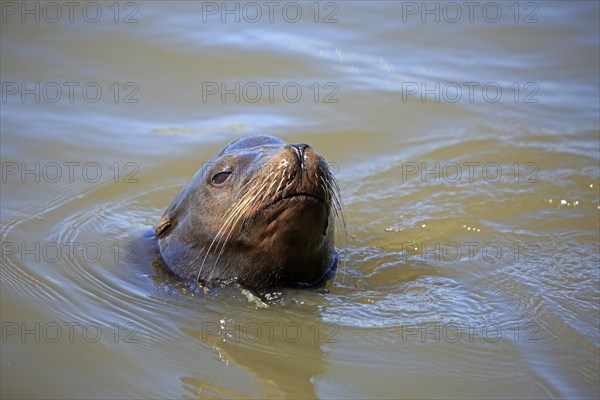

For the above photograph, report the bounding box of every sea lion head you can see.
[155,135,341,290]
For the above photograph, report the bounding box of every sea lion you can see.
[154,135,342,290]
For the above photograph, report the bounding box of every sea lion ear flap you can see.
[155,214,174,238]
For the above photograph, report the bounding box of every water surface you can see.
[1,1,599,398]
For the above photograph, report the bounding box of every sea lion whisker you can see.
[220,170,276,228]
[196,181,264,281]
[210,171,282,277]
[211,181,267,248]
[211,170,277,253]
[319,173,347,284]
[272,168,287,200]
[195,176,270,282]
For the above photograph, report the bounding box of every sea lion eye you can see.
[211,171,231,185]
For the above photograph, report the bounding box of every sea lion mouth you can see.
[254,192,328,216]
[264,192,326,211]
[240,191,329,243]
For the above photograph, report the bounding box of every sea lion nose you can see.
[290,143,310,158]
[289,143,310,170]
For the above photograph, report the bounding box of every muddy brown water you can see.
[1,1,599,399]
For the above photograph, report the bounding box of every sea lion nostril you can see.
[290,143,310,170]
[291,143,309,157]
